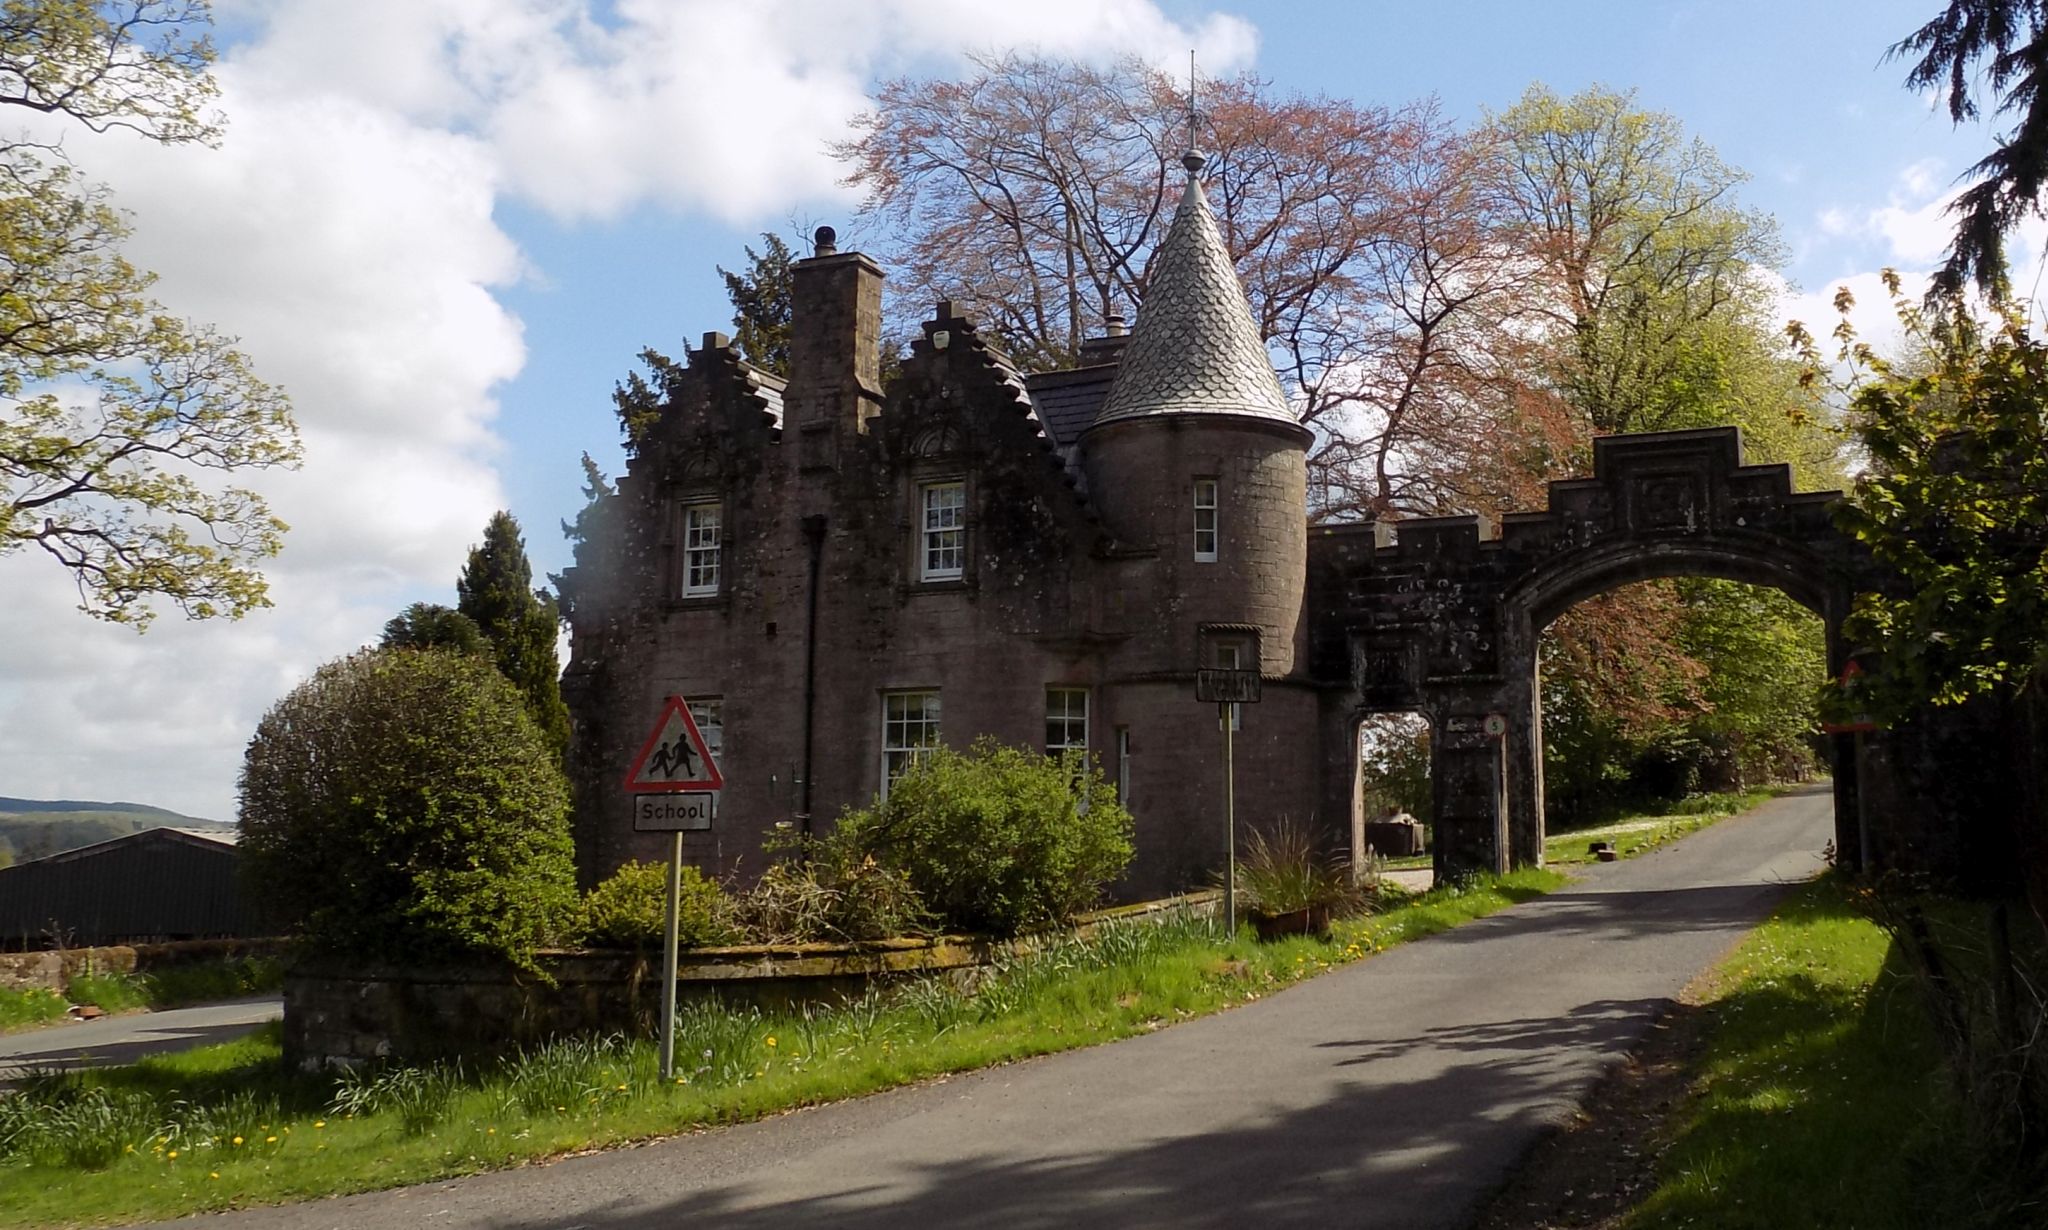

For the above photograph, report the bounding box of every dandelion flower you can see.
[167,1150,179,1160]
[487,1127,496,1135]
[266,1136,278,1144]
[765,1036,778,1048]
[210,1172,220,1180]
[313,1121,326,1129]
[232,1136,244,1146]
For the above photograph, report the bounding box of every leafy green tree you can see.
[1490,84,1791,441]
[237,648,580,968]
[457,512,570,758]
[718,233,794,377]
[1490,86,1838,806]
[1822,287,2048,713]
[1674,578,1827,787]
[0,0,299,627]
[380,602,487,656]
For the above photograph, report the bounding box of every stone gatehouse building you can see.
[560,152,1930,898]
[561,154,1337,897]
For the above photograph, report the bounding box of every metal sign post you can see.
[623,696,725,1084]
[661,832,682,1082]
[1196,668,1261,935]
[1222,700,1236,932]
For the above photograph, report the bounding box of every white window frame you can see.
[681,501,722,598]
[920,481,966,582]
[881,690,942,796]
[1045,687,1089,759]
[687,697,723,765]
[1193,478,1219,562]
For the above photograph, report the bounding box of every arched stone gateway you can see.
[1306,426,1876,881]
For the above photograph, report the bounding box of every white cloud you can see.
[0,0,1255,821]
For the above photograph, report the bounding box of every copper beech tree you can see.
[835,54,1546,523]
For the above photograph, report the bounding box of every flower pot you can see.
[1250,904,1332,941]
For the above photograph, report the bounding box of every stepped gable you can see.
[1091,153,1294,428]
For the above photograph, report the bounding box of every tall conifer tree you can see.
[457,512,571,759]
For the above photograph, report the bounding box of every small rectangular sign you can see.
[633,792,716,832]
[1196,668,1262,704]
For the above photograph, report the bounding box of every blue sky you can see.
[0,0,2013,820]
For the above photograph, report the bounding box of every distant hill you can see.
[0,797,233,866]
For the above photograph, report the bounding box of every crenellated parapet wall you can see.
[1306,427,1879,880]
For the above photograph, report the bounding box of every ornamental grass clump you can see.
[1235,820,1364,920]
[836,738,1134,937]
[327,1062,465,1138]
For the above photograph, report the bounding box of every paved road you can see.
[159,786,1833,1230]
[0,998,282,1083]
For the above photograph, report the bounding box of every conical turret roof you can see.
[1091,155,1295,429]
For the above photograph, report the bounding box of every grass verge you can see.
[0,867,1564,1227]
[0,958,285,1037]
[1620,873,2016,1229]
[0,989,69,1033]
[1542,786,1790,866]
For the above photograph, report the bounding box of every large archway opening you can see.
[1531,575,1831,866]
[1353,711,1432,882]
[1500,540,1849,872]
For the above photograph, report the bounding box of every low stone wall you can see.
[284,892,1218,1069]
[0,938,289,993]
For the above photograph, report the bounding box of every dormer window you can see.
[920,481,965,581]
[1193,478,1219,562]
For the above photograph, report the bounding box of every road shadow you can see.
[1420,881,1789,949]
[462,993,1679,1230]
[0,1018,275,1083]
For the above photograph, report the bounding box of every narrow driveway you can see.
[0,998,281,1083]
[160,787,1833,1230]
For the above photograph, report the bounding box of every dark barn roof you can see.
[0,827,256,949]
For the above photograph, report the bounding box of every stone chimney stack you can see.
[786,225,884,449]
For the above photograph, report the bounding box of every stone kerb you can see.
[283,892,1222,1069]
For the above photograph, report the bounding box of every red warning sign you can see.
[623,696,725,793]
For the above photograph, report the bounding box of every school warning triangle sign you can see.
[623,696,725,793]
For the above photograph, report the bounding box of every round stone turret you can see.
[1082,157,1311,677]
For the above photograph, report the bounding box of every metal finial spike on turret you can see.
[1181,50,1205,175]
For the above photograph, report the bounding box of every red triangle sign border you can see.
[622,695,725,793]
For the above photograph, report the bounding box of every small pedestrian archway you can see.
[1309,427,1874,880]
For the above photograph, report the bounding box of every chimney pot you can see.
[813,225,837,256]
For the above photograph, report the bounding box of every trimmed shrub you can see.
[580,860,737,949]
[237,648,580,968]
[836,738,1134,936]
